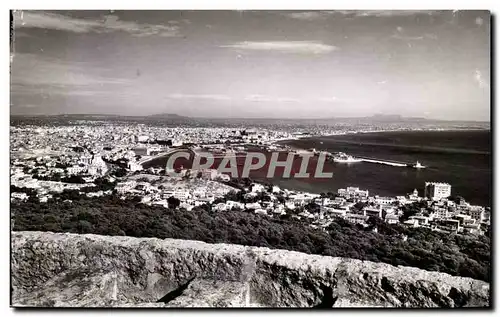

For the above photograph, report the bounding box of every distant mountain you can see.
[10,113,489,129]
[148,113,190,119]
[361,114,429,122]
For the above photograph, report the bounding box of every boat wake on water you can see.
[329,152,426,169]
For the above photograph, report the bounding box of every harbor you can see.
[326,151,425,169]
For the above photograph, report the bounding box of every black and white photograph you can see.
[9,8,492,308]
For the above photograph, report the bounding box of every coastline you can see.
[273,127,491,147]
[265,128,491,207]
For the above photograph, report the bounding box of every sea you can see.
[277,130,492,207]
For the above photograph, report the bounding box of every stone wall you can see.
[11,231,490,307]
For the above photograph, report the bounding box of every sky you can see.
[10,10,491,120]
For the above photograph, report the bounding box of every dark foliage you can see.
[11,185,37,197]
[34,174,86,184]
[167,196,181,209]
[11,195,490,282]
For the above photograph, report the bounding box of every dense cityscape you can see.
[11,119,491,237]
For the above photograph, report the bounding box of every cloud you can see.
[244,95,300,103]
[474,70,488,89]
[166,94,333,104]
[424,33,438,40]
[349,10,434,18]
[11,53,131,87]
[12,11,180,37]
[221,41,337,54]
[10,53,133,100]
[391,34,425,41]
[167,94,232,101]
[391,27,437,41]
[281,10,433,21]
[316,96,339,103]
[16,104,38,108]
[281,11,335,21]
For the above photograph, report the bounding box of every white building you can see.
[128,161,143,172]
[432,207,450,219]
[172,190,191,201]
[214,203,227,212]
[408,189,420,201]
[200,169,217,180]
[192,188,206,198]
[285,201,296,210]
[226,200,244,210]
[468,205,486,222]
[321,206,347,218]
[115,181,137,194]
[67,166,87,175]
[88,155,108,176]
[11,192,28,201]
[251,183,266,193]
[375,196,396,206]
[385,213,400,224]
[345,213,369,225]
[338,187,369,198]
[363,206,382,218]
[424,182,451,200]
[409,215,430,226]
[217,174,231,181]
[245,202,262,210]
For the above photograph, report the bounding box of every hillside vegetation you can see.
[11,193,490,282]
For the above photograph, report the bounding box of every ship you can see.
[333,152,362,163]
[407,161,426,169]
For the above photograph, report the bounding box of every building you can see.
[468,205,486,222]
[462,223,483,235]
[363,206,382,218]
[132,147,149,156]
[408,188,420,201]
[424,182,451,200]
[115,181,137,194]
[172,190,191,201]
[403,219,419,228]
[67,165,87,175]
[434,219,461,234]
[345,213,369,225]
[11,192,28,201]
[217,174,231,181]
[78,154,92,165]
[408,215,430,226]
[375,196,396,206]
[384,213,400,224]
[251,183,266,193]
[338,187,369,199]
[321,206,347,218]
[128,161,143,172]
[432,206,450,219]
[87,154,108,176]
[272,186,281,193]
[214,203,227,212]
[200,169,217,180]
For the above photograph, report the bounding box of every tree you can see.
[167,196,181,209]
[77,220,93,233]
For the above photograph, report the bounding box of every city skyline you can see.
[10,10,491,121]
